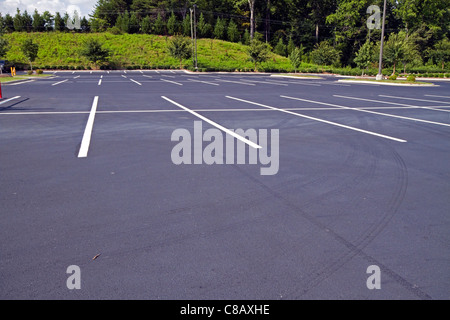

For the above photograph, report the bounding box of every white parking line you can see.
[121,75,127,78]
[291,95,450,127]
[6,80,35,86]
[130,79,142,85]
[78,96,99,158]
[161,78,183,86]
[215,79,255,86]
[239,79,288,86]
[336,95,450,114]
[142,75,153,78]
[226,96,407,143]
[162,96,261,149]
[0,96,21,105]
[266,79,321,86]
[425,94,450,99]
[52,79,68,86]
[73,75,80,79]
[2,105,437,116]
[379,95,450,105]
[187,78,219,86]
[98,79,102,86]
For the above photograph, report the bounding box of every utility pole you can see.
[376,0,387,80]
[193,4,198,70]
[190,8,194,67]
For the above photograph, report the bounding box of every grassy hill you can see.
[4,32,298,72]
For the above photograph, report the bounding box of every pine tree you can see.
[289,47,303,73]
[129,11,139,34]
[354,40,374,75]
[167,12,178,35]
[274,38,287,56]
[154,13,165,35]
[213,17,226,40]
[197,13,211,38]
[227,19,239,42]
[140,16,152,34]
[182,15,190,37]
[32,9,45,32]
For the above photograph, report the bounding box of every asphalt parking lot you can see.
[0,70,449,299]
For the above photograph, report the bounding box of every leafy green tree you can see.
[21,39,39,71]
[81,39,110,68]
[310,41,340,67]
[247,39,271,71]
[308,0,337,43]
[167,35,192,68]
[383,32,418,74]
[227,19,239,42]
[289,46,303,73]
[427,38,450,70]
[354,40,374,75]
[393,0,449,37]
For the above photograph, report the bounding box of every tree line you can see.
[0,0,449,71]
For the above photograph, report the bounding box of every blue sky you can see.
[0,0,96,18]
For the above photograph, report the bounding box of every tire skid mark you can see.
[236,134,430,299]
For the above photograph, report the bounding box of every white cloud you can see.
[0,0,95,17]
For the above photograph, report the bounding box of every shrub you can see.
[36,69,43,74]
[406,74,416,82]
[27,70,33,75]
[388,74,397,80]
